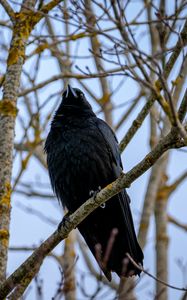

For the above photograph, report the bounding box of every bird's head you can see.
[60,85,94,113]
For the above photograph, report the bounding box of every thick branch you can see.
[155,171,169,300]
[0,128,184,298]
[0,0,56,281]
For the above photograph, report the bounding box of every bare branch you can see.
[119,17,187,152]
[168,215,187,232]
[0,0,15,22]
[18,68,126,97]
[77,234,118,290]
[126,253,187,292]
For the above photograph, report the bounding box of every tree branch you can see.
[126,253,187,292]
[168,215,187,232]
[0,126,185,298]
[0,0,15,23]
[18,68,128,97]
[119,18,187,152]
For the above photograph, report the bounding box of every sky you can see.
[0,0,187,299]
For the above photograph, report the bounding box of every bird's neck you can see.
[51,109,95,128]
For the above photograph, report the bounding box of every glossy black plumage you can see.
[45,85,144,280]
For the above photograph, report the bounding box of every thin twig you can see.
[126,253,187,292]
[0,0,15,22]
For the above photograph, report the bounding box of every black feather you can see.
[45,85,144,280]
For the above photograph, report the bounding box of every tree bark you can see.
[155,173,169,300]
[0,0,37,282]
[63,231,76,300]
[0,32,26,283]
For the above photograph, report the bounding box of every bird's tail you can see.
[114,191,143,277]
[78,190,144,281]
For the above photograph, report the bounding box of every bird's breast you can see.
[50,124,113,211]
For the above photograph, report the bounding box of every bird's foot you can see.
[89,187,106,208]
[58,212,71,231]
[89,186,101,200]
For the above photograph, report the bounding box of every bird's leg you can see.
[58,211,71,231]
[89,186,106,208]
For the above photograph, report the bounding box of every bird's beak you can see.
[66,84,77,98]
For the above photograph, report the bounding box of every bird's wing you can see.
[95,117,143,270]
[96,118,123,171]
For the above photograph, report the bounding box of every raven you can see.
[45,85,143,280]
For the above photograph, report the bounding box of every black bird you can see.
[45,85,143,280]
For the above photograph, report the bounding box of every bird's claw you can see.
[89,187,106,208]
[58,213,71,231]
[89,186,101,199]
